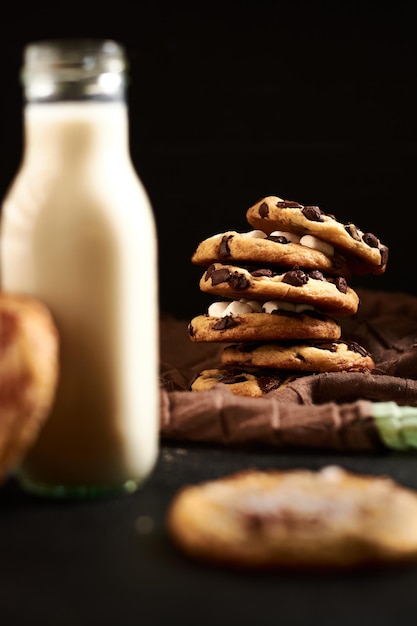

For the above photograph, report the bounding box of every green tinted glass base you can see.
[372,401,417,451]
[17,472,140,499]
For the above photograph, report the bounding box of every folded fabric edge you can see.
[159,388,389,452]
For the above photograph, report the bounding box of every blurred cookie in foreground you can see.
[167,466,417,571]
[0,293,59,486]
[221,339,375,373]
[190,367,299,398]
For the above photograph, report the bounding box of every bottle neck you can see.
[23,101,130,163]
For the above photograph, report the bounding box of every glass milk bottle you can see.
[0,39,159,497]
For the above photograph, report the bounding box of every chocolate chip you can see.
[220,373,248,384]
[282,269,309,286]
[302,206,323,222]
[315,341,338,352]
[346,340,370,357]
[205,264,216,280]
[251,268,274,278]
[308,270,325,281]
[258,376,284,393]
[230,272,251,289]
[295,352,307,361]
[219,235,233,258]
[259,201,269,218]
[212,316,238,330]
[267,235,289,244]
[380,245,389,266]
[209,267,232,286]
[270,309,298,317]
[188,323,194,337]
[276,200,303,209]
[362,232,379,248]
[334,276,348,293]
[345,223,362,241]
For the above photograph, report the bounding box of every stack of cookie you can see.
[188,195,389,397]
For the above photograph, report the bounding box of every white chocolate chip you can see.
[239,298,263,313]
[262,300,296,314]
[242,230,267,239]
[246,300,263,313]
[208,301,229,317]
[223,300,253,316]
[295,303,315,313]
[262,301,279,314]
[269,230,301,243]
[299,234,334,256]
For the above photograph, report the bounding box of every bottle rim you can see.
[21,38,127,102]
[23,38,126,68]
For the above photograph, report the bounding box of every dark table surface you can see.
[1,441,416,626]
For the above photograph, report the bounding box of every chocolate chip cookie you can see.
[221,339,375,373]
[190,367,299,398]
[188,300,342,343]
[191,229,351,277]
[199,263,360,316]
[246,196,389,275]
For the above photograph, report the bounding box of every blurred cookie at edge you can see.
[0,293,59,486]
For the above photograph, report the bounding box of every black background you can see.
[1,0,416,319]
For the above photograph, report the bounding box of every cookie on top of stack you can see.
[187,194,389,397]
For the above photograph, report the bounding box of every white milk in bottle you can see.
[0,39,159,497]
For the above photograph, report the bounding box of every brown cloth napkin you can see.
[159,288,417,450]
